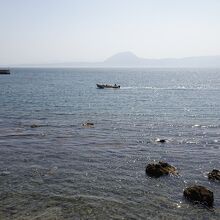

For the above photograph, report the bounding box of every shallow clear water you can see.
[0,68,220,219]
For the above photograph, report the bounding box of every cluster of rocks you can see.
[145,161,219,207]
[30,122,218,208]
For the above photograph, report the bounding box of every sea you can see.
[0,68,219,220]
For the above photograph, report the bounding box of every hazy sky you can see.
[1,0,220,65]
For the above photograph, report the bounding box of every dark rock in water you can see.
[30,124,39,128]
[183,185,214,207]
[0,69,10,74]
[208,169,220,181]
[146,161,178,177]
[86,122,94,126]
[156,138,166,143]
[82,122,94,128]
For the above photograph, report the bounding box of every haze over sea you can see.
[0,68,220,219]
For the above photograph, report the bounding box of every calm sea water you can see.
[0,68,220,219]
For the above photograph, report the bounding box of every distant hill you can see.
[11,52,220,68]
[103,51,145,66]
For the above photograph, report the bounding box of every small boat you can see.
[96,84,120,89]
[0,69,10,74]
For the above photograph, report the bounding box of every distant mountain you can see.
[11,52,220,67]
[103,51,145,66]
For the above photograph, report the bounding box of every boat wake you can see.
[121,86,219,91]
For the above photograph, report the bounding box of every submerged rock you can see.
[208,169,220,181]
[183,185,214,207]
[30,124,40,128]
[82,122,94,128]
[146,161,178,177]
[155,138,166,143]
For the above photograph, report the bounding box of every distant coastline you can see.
[3,52,220,68]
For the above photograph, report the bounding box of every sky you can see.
[0,0,220,65]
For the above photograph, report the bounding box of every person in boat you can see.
[114,84,117,87]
